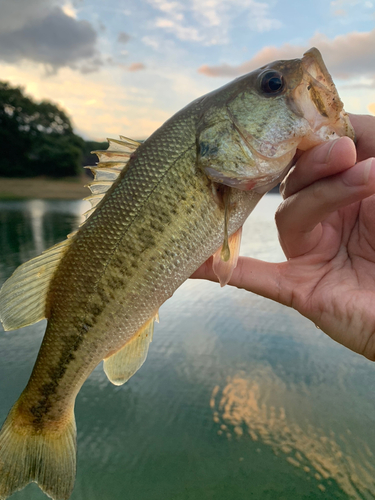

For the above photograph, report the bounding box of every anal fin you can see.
[213,227,242,287]
[103,313,158,386]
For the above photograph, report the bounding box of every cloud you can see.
[62,1,77,18]
[147,0,282,45]
[0,60,170,140]
[198,43,303,77]
[79,57,105,74]
[118,32,131,44]
[0,1,100,72]
[0,0,56,34]
[155,17,202,42]
[128,63,146,72]
[330,0,370,6]
[198,28,375,79]
[332,8,347,15]
[142,36,160,49]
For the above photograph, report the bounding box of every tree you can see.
[81,140,108,168]
[0,81,84,177]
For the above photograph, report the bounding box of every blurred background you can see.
[1,1,375,499]
[0,0,374,189]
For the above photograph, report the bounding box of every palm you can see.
[279,195,375,358]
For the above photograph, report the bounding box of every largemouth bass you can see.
[0,48,354,500]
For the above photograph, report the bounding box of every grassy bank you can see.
[0,176,90,200]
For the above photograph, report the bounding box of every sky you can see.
[1,0,374,141]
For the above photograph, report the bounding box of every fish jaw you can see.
[293,47,355,150]
[204,154,294,193]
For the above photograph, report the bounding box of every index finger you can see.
[280,136,356,199]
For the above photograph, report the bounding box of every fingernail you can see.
[314,138,340,164]
[325,137,343,163]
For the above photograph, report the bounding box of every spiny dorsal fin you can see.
[82,136,141,223]
[103,312,158,386]
[213,226,242,287]
[0,239,71,331]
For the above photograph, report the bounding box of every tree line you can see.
[0,81,107,178]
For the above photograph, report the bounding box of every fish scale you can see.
[0,47,354,500]
[21,110,253,426]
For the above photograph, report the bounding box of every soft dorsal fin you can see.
[212,226,242,287]
[0,239,71,331]
[0,136,142,332]
[103,312,158,386]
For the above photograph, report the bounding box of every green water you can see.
[1,196,375,500]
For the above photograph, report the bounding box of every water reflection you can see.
[1,196,375,500]
[29,200,46,255]
[211,370,375,499]
[0,199,89,283]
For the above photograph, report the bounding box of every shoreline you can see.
[0,176,90,200]
[0,176,281,201]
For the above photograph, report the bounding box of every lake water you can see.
[1,196,375,500]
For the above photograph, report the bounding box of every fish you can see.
[0,47,354,500]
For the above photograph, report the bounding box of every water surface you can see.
[1,196,375,500]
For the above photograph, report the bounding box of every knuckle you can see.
[279,179,287,199]
[279,167,296,199]
[274,199,288,228]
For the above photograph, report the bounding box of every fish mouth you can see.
[294,47,355,149]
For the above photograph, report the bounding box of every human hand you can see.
[192,114,375,360]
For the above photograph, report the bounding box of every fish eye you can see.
[259,71,284,95]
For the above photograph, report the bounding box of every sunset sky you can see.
[1,0,374,140]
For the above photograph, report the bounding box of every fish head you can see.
[197,47,355,193]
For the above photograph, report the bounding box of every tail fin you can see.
[0,403,76,500]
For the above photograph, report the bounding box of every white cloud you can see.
[142,36,160,49]
[147,0,282,45]
[62,1,77,18]
[155,17,202,42]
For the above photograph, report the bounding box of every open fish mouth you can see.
[296,47,355,149]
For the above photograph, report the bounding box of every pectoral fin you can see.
[103,313,158,386]
[0,239,72,331]
[213,227,242,287]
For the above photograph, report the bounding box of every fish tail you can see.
[0,401,76,500]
